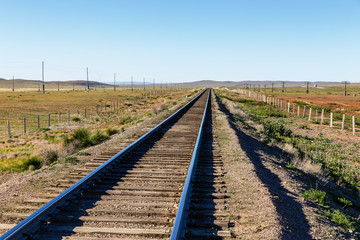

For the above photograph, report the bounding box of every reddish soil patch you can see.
[283,95,360,116]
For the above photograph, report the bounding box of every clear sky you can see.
[1,0,359,83]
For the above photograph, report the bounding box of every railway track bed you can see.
[1,89,232,240]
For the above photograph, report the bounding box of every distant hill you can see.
[0,78,112,91]
[178,80,358,88]
[0,78,359,91]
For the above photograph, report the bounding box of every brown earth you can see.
[214,94,346,239]
[282,95,360,116]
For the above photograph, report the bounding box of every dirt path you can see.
[214,93,340,239]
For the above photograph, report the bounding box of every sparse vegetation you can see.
[302,188,328,205]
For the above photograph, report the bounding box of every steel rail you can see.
[0,89,207,240]
[170,89,211,239]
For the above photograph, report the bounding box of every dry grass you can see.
[0,89,195,173]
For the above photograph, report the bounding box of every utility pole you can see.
[306,81,309,94]
[114,73,116,91]
[272,83,274,92]
[131,76,133,92]
[42,61,45,94]
[342,81,349,96]
[86,67,89,91]
[12,76,14,92]
[282,81,285,93]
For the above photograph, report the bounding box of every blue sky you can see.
[0,0,359,83]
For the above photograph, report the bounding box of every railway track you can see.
[1,89,231,240]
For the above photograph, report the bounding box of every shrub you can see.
[71,116,81,122]
[89,130,109,145]
[105,127,118,136]
[301,188,328,205]
[23,157,42,171]
[323,209,354,230]
[71,128,91,148]
[262,121,292,140]
[42,149,59,165]
[64,156,78,164]
[63,128,109,150]
[76,151,91,156]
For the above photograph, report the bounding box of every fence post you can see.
[7,120,11,138]
[315,110,318,122]
[341,114,345,131]
[321,109,324,125]
[352,116,355,135]
[100,103,102,113]
[303,106,306,118]
[297,105,300,116]
[105,103,107,112]
[330,112,333,128]
[293,104,295,115]
[96,104,99,114]
[48,113,50,127]
[68,110,70,123]
[77,110,79,118]
[85,107,87,118]
[308,108,312,121]
[24,117,26,134]
[59,112,61,124]
[37,115,40,129]
[287,102,290,112]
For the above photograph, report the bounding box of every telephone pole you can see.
[306,81,309,94]
[131,76,133,92]
[342,81,349,96]
[282,81,285,93]
[42,61,45,94]
[86,67,89,91]
[114,73,116,91]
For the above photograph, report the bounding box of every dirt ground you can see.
[282,95,360,116]
[0,95,191,233]
[214,94,347,239]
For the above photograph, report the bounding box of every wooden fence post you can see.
[293,104,295,115]
[7,120,11,138]
[24,118,26,134]
[59,112,61,124]
[297,105,300,117]
[48,113,50,127]
[341,114,345,131]
[308,108,312,121]
[352,116,355,135]
[321,109,324,125]
[96,105,99,114]
[330,112,333,128]
[100,103,102,113]
[315,110,318,122]
[287,102,290,112]
[84,107,87,118]
[68,110,70,123]
[303,106,306,118]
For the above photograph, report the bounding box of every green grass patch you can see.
[302,188,328,205]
